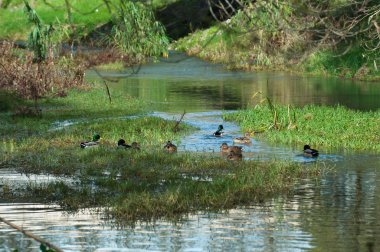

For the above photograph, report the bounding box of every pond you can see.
[1,52,380,251]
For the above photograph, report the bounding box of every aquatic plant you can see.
[224,104,380,152]
[4,150,321,224]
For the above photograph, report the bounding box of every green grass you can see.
[303,47,380,80]
[95,61,125,71]
[0,0,182,40]
[0,1,115,40]
[0,84,147,142]
[223,103,380,152]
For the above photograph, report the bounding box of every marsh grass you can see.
[6,150,321,223]
[224,104,380,152]
[2,114,194,173]
[0,83,146,140]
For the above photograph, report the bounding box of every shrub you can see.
[0,42,85,101]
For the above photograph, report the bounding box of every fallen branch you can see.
[0,216,64,252]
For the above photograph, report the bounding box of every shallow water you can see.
[1,53,380,251]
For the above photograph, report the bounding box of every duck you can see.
[303,145,319,157]
[118,139,140,150]
[118,139,131,148]
[80,134,100,148]
[213,124,224,137]
[220,142,243,154]
[164,141,177,153]
[131,142,141,151]
[227,152,243,161]
[233,132,252,144]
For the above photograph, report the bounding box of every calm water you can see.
[1,53,380,251]
[86,52,380,112]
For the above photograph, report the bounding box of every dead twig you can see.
[173,110,186,133]
[103,81,112,104]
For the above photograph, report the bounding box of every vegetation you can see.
[223,102,380,152]
[174,0,380,81]
[0,42,85,112]
[2,0,376,225]
[0,0,113,40]
[2,0,378,80]
[110,1,169,62]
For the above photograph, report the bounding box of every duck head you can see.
[131,142,140,149]
[118,139,126,146]
[93,134,101,141]
[220,142,229,151]
[304,144,311,150]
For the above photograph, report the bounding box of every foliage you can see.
[303,47,380,79]
[0,42,85,102]
[23,0,54,62]
[110,0,169,61]
[0,0,115,40]
[175,0,380,80]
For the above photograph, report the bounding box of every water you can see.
[1,53,380,251]
[86,52,380,112]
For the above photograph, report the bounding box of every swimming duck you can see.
[233,132,252,144]
[220,143,243,154]
[164,141,177,153]
[227,152,243,161]
[303,145,319,157]
[213,125,224,137]
[80,134,100,148]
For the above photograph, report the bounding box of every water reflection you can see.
[86,52,380,112]
[0,202,314,252]
[298,156,380,252]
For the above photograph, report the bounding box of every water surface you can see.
[86,52,380,112]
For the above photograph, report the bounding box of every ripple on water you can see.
[0,202,315,252]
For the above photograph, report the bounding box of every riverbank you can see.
[173,24,380,82]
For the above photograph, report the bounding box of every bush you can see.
[0,41,85,101]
